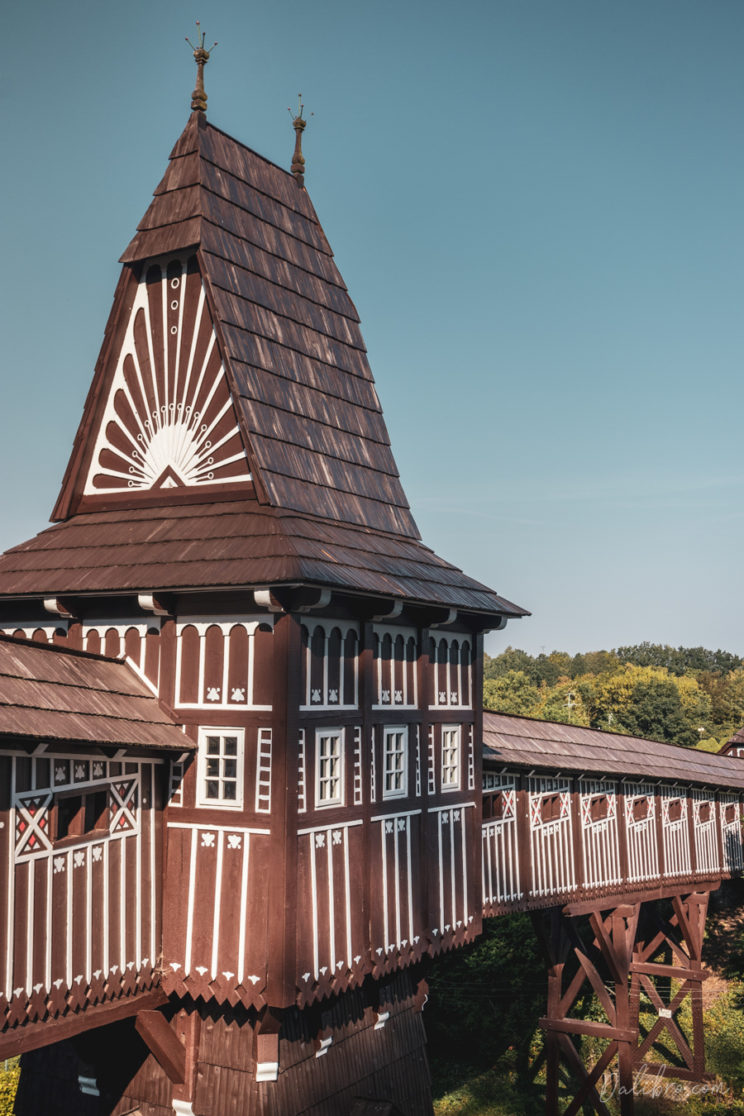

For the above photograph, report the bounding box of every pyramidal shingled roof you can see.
[0,111,528,621]
[53,110,417,538]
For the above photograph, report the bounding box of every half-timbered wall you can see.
[0,750,162,1038]
[482,771,744,916]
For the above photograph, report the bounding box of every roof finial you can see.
[185,22,217,114]
[289,94,312,187]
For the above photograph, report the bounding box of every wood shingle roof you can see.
[0,110,527,622]
[0,502,526,616]
[0,635,188,752]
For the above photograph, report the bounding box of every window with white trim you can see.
[316,728,344,808]
[196,728,245,809]
[383,726,408,799]
[441,725,461,791]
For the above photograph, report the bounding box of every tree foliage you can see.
[483,644,744,748]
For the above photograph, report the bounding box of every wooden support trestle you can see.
[532,890,714,1116]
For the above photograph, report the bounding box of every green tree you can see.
[483,671,540,716]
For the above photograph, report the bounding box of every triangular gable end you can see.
[71,254,253,507]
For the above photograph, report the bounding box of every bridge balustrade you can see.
[482,771,744,916]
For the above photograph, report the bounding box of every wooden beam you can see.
[134,1009,186,1084]
[0,990,167,1061]
[630,961,710,981]
[563,879,719,917]
[539,1017,636,1043]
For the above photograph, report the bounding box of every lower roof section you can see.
[483,710,744,791]
[0,635,188,752]
[0,500,528,620]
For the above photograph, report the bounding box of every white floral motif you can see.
[332,830,342,845]
[381,690,390,704]
[74,764,86,780]
[328,689,338,704]
[439,691,447,704]
[73,851,86,868]
[385,820,394,834]
[230,687,246,702]
[55,766,66,784]
[92,846,103,862]
[206,687,220,702]
[92,763,104,778]
[394,690,403,703]
[315,832,325,848]
[311,688,321,703]
[201,832,215,847]
[442,812,450,825]
[453,810,461,822]
[397,818,406,831]
[450,692,458,704]
[227,834,242,849]
[53,856,65,874]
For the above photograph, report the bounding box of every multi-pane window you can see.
[441,726,461,791]
[383,726,408,799]
[316,729,344,808]
[197,728,245,809]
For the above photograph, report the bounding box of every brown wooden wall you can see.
[0,611,482,1016]
[0,750,163,1041]
[482,770,744,916]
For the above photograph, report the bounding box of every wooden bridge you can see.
[480,711,744,1115]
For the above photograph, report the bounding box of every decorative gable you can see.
[83,255,251,495]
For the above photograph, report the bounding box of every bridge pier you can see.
[533,885,715,1116]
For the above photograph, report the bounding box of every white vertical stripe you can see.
[197,632,206,704]
[149,766,157,966]
[437,815,445,930]
[344,829,353,970]
[25,861,34,995]
[184,828,198,974]
[310,835,319,978]
[221,630,231,706]
[45,853,53,988]
[327,831,336,970]
[103,839,110,977]
[66,849,73,989]
[449,813,457,924]
[120,838,127,971]
[175,630,183,705]
[248,631,256,707]
[237,834,250,985]
[85,845,93,983]
[406,821,414,942]
[393,821,401,945]
[211,831,224,979]
[461,809,468,925]
[6,755,16,998]
[381,823,389,949]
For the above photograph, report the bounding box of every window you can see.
[316,728,344,808]
[441,726,461,791]
[55,788,109,843]
[383,726,408,799]
[196,728,245,809]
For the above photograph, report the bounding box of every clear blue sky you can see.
[2,1,744,658]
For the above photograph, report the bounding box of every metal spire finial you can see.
[186,22,217,113]
[289,94,312,187]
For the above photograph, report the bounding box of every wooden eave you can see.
[0,635,188,753]
[483,710,744,792]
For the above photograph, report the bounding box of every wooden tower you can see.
[0,49,526,1116]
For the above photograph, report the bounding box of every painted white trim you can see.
[195,727,246,810]
[381,725,408,801]
[297,820,363,837]
[168,822,271,835]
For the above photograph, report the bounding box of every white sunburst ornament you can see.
[83,255,252,494]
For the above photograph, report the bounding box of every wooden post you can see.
[265,612,302,1008]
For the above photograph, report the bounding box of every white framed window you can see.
[383,726,408,799]
[316,728,344,808]
[441,725,461,791]
[196,728,245,809]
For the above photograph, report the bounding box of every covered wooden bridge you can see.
[481,711,744,1115]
